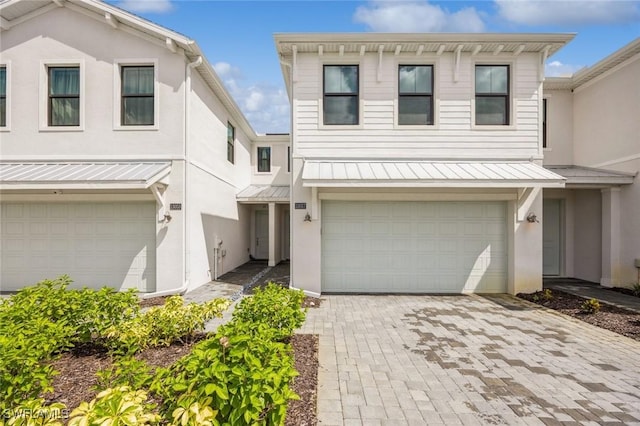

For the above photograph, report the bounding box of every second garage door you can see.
[322,201,507,293]
[1,202,156,292]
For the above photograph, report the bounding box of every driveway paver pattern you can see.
[299,295,640,425]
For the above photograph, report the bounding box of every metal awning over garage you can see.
[302,160,565,188]
[0,162,171,190]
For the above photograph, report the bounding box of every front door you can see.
[543,199,562,276]
[255,210,269,260]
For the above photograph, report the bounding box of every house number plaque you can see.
[294,203,307,209]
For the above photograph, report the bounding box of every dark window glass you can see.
[287,146,290,173]
[227,122,235,164]
[399,65,433,125]
[475,65,509,125]
[323,65,358,125]
[121,66,154,126]
[543,98,547,148]
[0,67,6,127]
[258,147,271,172]
[49,67,79,126]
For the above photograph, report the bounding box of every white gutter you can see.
[141,280,189,299]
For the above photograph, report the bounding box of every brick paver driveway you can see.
[299,295,640,425]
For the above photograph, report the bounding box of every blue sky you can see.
[112,0,640,133]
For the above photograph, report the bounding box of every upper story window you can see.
[121,66,154,126]
[227,122,235,164]
[257,147,271,173]
[287,146,290,173]
[0,66,6,127]
[475,65,509,125]
[542,98,547,148]
[48,66,80,126]
[323,65,358,125]
[398,65,433,125]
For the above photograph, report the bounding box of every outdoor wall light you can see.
[304,212,312,222]
[163,213,172,223]
[526,212,539,223]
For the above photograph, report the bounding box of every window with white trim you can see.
[48,66,80,126]
[0,66,6,127]
[257,147,271,173]
[323,65,358,125]
[121,65,154,126]
[475,65,510,125]
[398,65,433,125]
[227,122,235,164]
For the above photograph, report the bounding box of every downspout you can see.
[142,55,202,300]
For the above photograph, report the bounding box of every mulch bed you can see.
[302,296,322,308]
[43,332,318,424]
[608,286,640,298]
[139,295,169,308]
[518,289,640,341]
[286,334,319,426]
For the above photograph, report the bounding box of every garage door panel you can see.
[1,202,156,292]
[322,201,506,293]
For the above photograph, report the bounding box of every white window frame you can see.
[39,59,85,132]
[394,58,440,129]
[256,145,272,174]
[318,59,364,130]
[471,60,516,130]
[113,59,159,131]
[0,61,10,132]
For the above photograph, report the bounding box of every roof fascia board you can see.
[1,2,58,28]
[573,51,640,93]
[0,183,151,190]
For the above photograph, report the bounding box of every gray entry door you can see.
[543,199,562,276]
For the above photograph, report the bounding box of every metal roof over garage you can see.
[302,160,566,188]
[0,162,171,190]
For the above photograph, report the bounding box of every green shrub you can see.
[541,289,553,301]
[103,296,231,355]
[68,387,160,426]
[632,282,640,297]
[170,401,218,426]
[151,285,306,425]
[581,298,601,314]
[230,282,306,341]
[152,332,298,425]
[0,276,140,409]
[3,399,68,426]
[94,356,153,392]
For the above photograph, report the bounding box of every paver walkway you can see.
[544,278,640,313]
[300,295,640,425]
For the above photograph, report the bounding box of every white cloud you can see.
[495,0,640,25]
[545,60,584,77]
[215,62,289,134]
[354,0,485,32]
[118,0,174,14]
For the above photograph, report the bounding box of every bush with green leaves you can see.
[633,282,640,297]
[581,298,601,314]
[102,296,231,355]
[231,282,306,341]
[0,276,140,409]
[94,356,153,392]
[151,285,306,425]
[68,387,160,426]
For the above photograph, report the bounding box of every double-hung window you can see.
[257,147,271,173]
[227,122,235,164]
[121,66,154,126]
[398,65,433,125]
[323,65,358,125]
[48,66,80,126]
[0,66,6,127]
[475,65,510,125]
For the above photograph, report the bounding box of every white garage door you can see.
[322,201,507,293]
[1,202,156,292]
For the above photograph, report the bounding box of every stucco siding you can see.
[543,89,574,166]
[0,7,186,158]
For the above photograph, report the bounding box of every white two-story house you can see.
[0,0,290,294]
[276,33,578,296]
